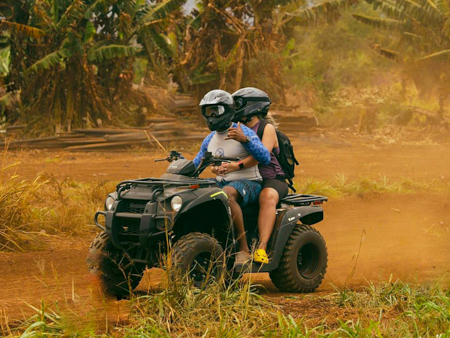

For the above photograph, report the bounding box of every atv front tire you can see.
[171,232,225,288]
[87,232,144,298]
[270,225,327,293]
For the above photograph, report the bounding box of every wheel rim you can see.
[189,251,218,287]
[296,242,320,279]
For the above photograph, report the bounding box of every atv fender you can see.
[175,187,230,221]
[173,187,233,245]
[263,206,324,271]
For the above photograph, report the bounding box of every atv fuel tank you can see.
[165,159,196,176]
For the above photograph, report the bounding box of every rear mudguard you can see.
[260,205,324,272]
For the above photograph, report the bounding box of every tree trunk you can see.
[234,44,245,92]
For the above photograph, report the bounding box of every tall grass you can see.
[335,279,450,337]
[297,174,450,197]
[0,168,116,251]
[0,165,47,251]
[1,170,449,251]
[6,278,450,337]
[122,280,279,337]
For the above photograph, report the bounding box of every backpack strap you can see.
[287,178,296,193]
[256,121,268,140]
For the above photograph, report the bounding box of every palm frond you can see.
[282,38,295,57]
[368,0,405,20]
[0,47,10,76]
[403,31,425,41]
[189,61,206,78]
[27,48,72,73]
[378,47,400,60]
[141,0,186,23]
[352,13,404,30]
[0,92,16,110]
[419,48,450,60]
[397,0,443,24]
[83,21,96,43]
[190,73,218,84]
[88,45,139,62]
[146,30,175,58]
[57,0,85,29]
[0,21,45,38]
[189,12,203,30]
[84,0,115,19]
[443,16,450,39]
[289,0,359,25]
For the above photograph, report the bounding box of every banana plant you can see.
[0,0,185,132]
[352,0,450,117]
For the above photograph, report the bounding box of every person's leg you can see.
[257,187,279,251]
[254,179,288,264]
[222,185,250,253]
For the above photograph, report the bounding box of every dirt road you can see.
[1,141,449,330]
[3,141,450,182]
[1,193,448,328]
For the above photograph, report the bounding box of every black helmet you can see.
[231,87,271,123]
[199,90,236,131]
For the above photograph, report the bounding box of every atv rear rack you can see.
[280,194,327,206]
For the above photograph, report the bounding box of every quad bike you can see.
[87,151,328,297]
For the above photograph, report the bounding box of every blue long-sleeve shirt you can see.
[193,123,271,167]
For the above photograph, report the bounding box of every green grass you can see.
[5,279,450,337]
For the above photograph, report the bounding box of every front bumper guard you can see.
[94,211,107,232]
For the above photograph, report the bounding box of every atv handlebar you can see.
[155,150,184,163]
[192,152,240,178]
[155,150,240,178]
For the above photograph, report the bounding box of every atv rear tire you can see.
[270,225,327,293]
[87,232,144,298]
[171,232,225,288]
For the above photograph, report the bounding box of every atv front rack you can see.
[280,194,328,206]
[116,178,217,189]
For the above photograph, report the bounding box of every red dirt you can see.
[1,141,449,331]
[2,142,449,182]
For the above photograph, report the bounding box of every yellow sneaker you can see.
[254,249,269,264]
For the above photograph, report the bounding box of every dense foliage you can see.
[1,0,448,132]
[0,0,359,132]
[352,0,450,117]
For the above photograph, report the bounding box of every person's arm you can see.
[238,124,270,165]
[193,131,214,167]
[223,123,276,173]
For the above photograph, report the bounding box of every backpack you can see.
[257,121,299,192]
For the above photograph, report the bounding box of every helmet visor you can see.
[203,105,226,117]
[234,98,246,110]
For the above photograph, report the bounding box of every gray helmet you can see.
[199,90,236,131]
[231,87,271,123]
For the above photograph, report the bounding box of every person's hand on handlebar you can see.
[219,162,240,174]
[211,165,226,176]
[224,122,248,143]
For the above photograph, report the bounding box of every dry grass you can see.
[0,165,115,251]
[5,277,450,337]
[1,166,449,252]
[296,173,450,197]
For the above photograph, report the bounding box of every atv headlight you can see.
[105,196,115,211]
[171,196,182,212]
